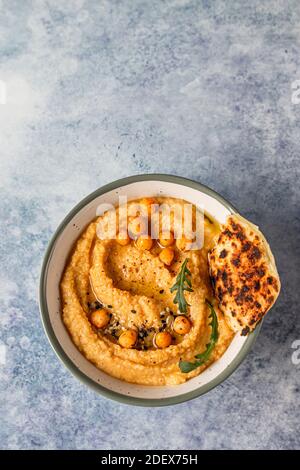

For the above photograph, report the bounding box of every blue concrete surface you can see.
[0,0,299,450]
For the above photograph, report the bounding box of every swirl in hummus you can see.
[61,197,235,386]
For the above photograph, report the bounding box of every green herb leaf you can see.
[178,360,202,373]
[170,258,193,314]
[179,300,219,373]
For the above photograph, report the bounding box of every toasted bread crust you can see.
[208,214,280,335]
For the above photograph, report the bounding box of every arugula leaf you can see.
[179,300,219,373]
[170,258,193,314]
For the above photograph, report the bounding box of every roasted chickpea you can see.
[155,331,172,349]
[176,236,193,251]
[90,309,111,329]
[136,235,153,251]
[116,231,131,246]
[173,316,191,335]
[128,217,148,238]
[159,247,175,266]
[119,329,137,349]
[140,197,157,217]
[159,231,174,247]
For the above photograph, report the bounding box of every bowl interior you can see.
[42,178,250,402]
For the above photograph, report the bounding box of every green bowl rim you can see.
[39,173,261,407]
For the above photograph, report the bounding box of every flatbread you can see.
[208,214,280,335]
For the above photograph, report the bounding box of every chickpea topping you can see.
[140,197,157,217]
[159,247,175,266]
[128,217,147,238]
[136,235,153,251]
[173,316,192,335]
[90,309,111,329]
[176,236,193,251]
[119,329,138,349]
[159,231,175,247]
[116,231,131,246]
[155,331,172,349]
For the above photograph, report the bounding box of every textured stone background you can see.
[0,0,299,450]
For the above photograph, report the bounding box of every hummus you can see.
[61,197,234,385]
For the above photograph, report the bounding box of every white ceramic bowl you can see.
[39,174,260,406]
